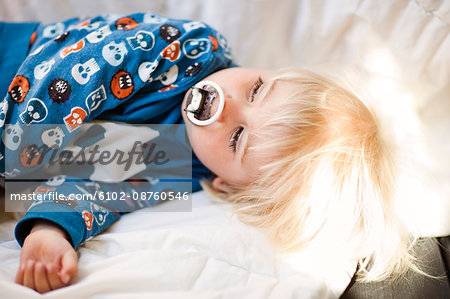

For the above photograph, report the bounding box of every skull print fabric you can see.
[1,13,234,249]
[1,12,233,175]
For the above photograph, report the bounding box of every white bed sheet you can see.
[0,192,340,299]
[1,0,449,298]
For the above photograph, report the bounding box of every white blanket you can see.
[1,0,449,298]
[1,192,343,298]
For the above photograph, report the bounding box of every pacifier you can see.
[184,80,225,126]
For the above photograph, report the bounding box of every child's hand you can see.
[15,220,78,293]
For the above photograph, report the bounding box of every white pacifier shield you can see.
[186,80,225,126]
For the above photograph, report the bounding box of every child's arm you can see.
[8,12,234,290]
[15,220,77,293]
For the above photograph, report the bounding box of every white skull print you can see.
[86,25,113,44]
[41,127,65,149]
[155,64,178,86]
[0,100,8,127]
[34,59,55,80]
[102,41,128,66]
[183,21,206,32]
[46,175,66,186]
[143,13,168,24]
[71,58,100,85]
[2,123,23,151]
[43,23,65,38]
[138,60,159,82]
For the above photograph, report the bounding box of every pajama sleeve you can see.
[14,177,122,249]
[5,12,234,248]
[14,174,190,249]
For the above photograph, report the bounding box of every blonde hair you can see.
[203,67,419,282]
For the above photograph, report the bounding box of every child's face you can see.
[182,68,297,190]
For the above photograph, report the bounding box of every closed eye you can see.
[228,126,244,153]
[249,77,264,102]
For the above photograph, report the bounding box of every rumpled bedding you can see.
[1,192,345,298]
[0,0,449,298]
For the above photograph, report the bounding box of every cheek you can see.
[191,131,222,170]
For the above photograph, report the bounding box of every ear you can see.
[212,177,233,195]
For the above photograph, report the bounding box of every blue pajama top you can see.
[0,13,234,248]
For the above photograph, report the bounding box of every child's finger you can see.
[46,264,65,290]
[33,262,51,293]
[15,263,25,284]
[22,260,35,290]
[59,250,78,284]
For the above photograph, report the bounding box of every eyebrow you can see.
[241,80,278,164]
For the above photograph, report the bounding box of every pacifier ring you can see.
[185,80,225,126]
